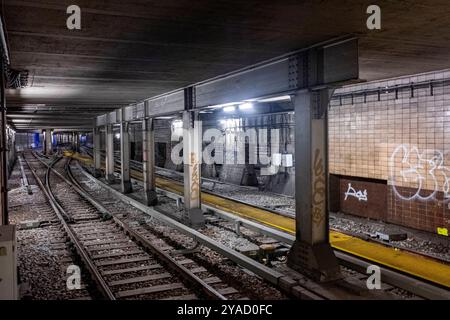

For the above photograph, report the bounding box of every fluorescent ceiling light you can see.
[208,102,239,109]
[238,102,253,110]
[223,106,236,112]
[155,116,173,119]
[258,95,291,103]
[115,133,120,139]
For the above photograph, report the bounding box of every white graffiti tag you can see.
[389,145,450,201]
[344,183,368,201]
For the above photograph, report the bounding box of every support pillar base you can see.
[183,208,205,229]
[145,190,158,206]
[121,181,133,194]
[93,169,102,178]
[106,174,116,184]
[287,241,341,282]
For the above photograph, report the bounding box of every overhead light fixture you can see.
[258,95,291,103]
[172,119,183,128]
[208,102,239,109]
[155,116,173,120]
[115,133,120,139]
[223,106,236,112]
[238,102,253,110]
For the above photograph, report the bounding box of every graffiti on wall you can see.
[389,144,450,202]
[312,148,326,226]
[190,152,200,203]
[344,183,368,202]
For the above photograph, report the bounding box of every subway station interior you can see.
[0,0,449,303]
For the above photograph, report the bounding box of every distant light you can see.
[115,133,120,139]
[208,102,239,109]
[238,102,253,110]
[223,106,236,112]
[172,119,183,128]
[258,95,291,103]
[220,118,240,129]
[155,116,173,119]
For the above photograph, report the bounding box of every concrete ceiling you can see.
[3,0,450,130]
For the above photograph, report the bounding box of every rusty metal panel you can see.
[124,105,134,121]
[108,111,117,124]
[96,114,106,127]
[94,38,358,125]
[323,38,358,85]
[195,58,291,108]
[145,90,184,117]
[136,102,145,119]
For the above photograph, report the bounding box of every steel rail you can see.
[75,161,309,297]
[82,146,295,217]
[18,154,32,195]
[23,154,116,300]
[82,146,261,191]
[42,154,228,300]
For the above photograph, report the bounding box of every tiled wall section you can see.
[339,177,387,221]
[329,69,450,233]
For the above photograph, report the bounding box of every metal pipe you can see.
[0,58,8,225]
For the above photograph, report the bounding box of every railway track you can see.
[70,149,450,299]
[16,154,93,299]
[24,151,248,300]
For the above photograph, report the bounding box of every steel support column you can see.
[0,60,7,225]
[42,130,46,154]
[93,128,102,177]
[287,89,340,282]
[142,118,157,206]
[46,129,53,155]
[120,115,132,194]
[182,109,204,227]
[72,132,76,150]
[105,125,115,183]
[76,132,80,152]
[73,132,77,151]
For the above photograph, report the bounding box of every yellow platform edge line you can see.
[73,155,450,289]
